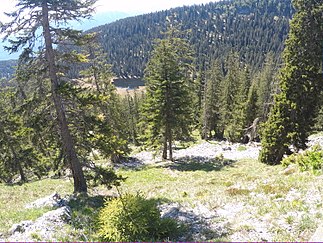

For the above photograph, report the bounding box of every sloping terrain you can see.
[1,139,322,241]
[90,0,293,77]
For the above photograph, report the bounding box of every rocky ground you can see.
[1,137,323,241]
[124,140,261,168]
[0,194,71,241]
[128,138,323,241]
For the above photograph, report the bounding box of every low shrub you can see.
[97,193,180,241]
[282,145,323,174]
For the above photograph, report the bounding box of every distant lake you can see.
[112,78,145,89]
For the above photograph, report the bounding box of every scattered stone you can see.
[309,224,323,242]
[159,202,229,241]
[280,164,298,175]
[1,193,72,242]
[124,141,261,170]
[9,221,33,234]
[25,193,68,209]
[3,206,72,242]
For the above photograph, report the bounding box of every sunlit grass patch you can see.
[0,178,72,233]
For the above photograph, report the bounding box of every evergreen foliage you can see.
[98,193,180,242]
[87,0,293,78]
[141,32,194,160]
[260,0,323,164]
[0,0,98,192]
[255,53,278,120]
[201,60,223,139]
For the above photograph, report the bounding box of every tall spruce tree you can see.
[260,0,323,164]
[1,0,97,192]
[218,53,241,139]
[201,60,223,139]
[79,38,130,163]
[227,66,252,142]
[256,53,278,120]
[142,33,194,161]
[219,53,253,142]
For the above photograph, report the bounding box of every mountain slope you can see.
[89,0,293,78]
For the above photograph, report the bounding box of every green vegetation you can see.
[141,29,194,160]
[282,146,323,174]
[1,0,323,241]
[0,156,321,241]
[98,193,180,241]
[260,0,323,164]
[0,179,72,233]
[82,0,292,78]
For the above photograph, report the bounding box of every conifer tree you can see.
[142,33,194,161]
[219,53,252,142]
[256,53,277,120]
[1,0,97,192]
[245,83,259,128]
[201,60,223,139]
[227,66,252,142]
[260,0,323,164]
[79,37,130,163]
[218,53,241,139]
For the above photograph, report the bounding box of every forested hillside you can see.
[0,60,16,80]
[0,0,293,80]
[89,0,293,77]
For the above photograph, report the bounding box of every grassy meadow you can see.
[0,155,322,241]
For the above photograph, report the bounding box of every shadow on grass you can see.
[67,192,230,241]
[164,156,235,172]
[68,194,107,241]
[114,156,146,171]
[159,200,230,241]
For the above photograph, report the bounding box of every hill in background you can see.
[88,0,293,78]
[0,0,293,80]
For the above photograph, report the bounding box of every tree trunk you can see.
[168,129,173,161]
[9,143,26,183]
[42,2,87,193]
[162,135,167,160]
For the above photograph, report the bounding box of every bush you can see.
[282,145,323,174]
[98,193,180,241]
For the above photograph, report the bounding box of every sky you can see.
[0,0,217,21]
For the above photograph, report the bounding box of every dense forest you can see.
[0,0,301,199]
[89,0,293,77]
[0,0,293,80]
[0,60,16,80]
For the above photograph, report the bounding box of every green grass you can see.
[0,154,322,241]
[0,178,72,233]
[113,158,322,241]
[237,145,247,151]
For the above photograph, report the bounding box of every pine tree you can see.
[227,66,252,142]
[219,53,252,142]
[201,60,223,139]
[1,0,97,192]
[260,0,323,164]
[142,33,194,161]
[256,53,278,120]
[219,53,241,140]
[79,35,130,163]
